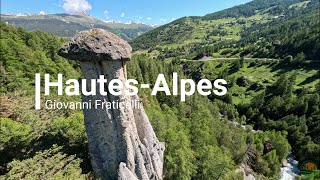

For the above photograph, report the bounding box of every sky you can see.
[1,0,252,25]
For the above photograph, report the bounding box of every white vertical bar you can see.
[35,73,41,110]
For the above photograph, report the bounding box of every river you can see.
[280,156,300,180]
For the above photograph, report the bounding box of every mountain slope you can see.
[0,13,154,40]
[130,0,319,59]
[202,0,311,20]
[238,7,320,59]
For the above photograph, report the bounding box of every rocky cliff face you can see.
[58,28,164,180]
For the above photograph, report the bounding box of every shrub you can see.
[4,145,88,180]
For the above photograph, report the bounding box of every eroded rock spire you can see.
[58,28,164,180]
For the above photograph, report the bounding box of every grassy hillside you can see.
[182,59,319,104]
[238,8,319,60]
[202,0,309,19]
[130,0,319,60]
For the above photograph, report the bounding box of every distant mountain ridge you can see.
[0,12,154,40]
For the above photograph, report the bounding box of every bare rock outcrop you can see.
[58,28,164,180]
[59,28,131,61]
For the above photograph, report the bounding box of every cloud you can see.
[104,10,109,19]
[160,18,167,22]
[134,16,143,22]
[62,0,92,14]
[146,17,152,20]
[39,11,46,15]
[120,12,125,18]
